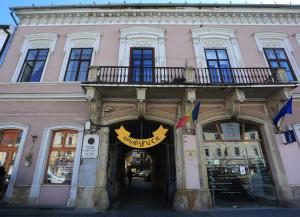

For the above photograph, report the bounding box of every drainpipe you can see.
[10,8,19,26]
[0,8,18,64]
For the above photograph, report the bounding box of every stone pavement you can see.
[0,207,300,217]
[1,178,299,217]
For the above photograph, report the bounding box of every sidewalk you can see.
[0,207,299,217]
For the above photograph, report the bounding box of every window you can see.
[263,48,295,81]
[64,48,93,81]
[18,49,49,82]
[217,148,221,157]
[45,130,78,184]
[234,147,240,156]
[205,148,210,157]
[130,47,154,83]
[0,129,22,175]
[205,49,233,83]
[224,147,228,157]
[253,147,259,157]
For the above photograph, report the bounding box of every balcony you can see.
[81,66,298,99]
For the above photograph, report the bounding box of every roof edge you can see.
[9,3,300,11]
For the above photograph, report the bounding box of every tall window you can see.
[64,48,93,81]
[0,130,22,175]
[130,47,154,83]
[18,49,49,82]
[205,49,233,83]
[45,130,78,184]
[263,48,295,81]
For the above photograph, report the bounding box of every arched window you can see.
[0,129,22,175]
[44,130,78,184]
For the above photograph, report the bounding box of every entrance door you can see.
[202,121,278,207]
[129,48,154,83]
[0,129,22,198]
[108,119,176,209]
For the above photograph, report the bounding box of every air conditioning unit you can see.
[81,134,100,159]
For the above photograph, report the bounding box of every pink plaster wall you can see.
[39,185,70,206]
[275,134,300,185]
[1,24,300,93]
[0,101,88,185]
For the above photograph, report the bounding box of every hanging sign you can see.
[115,125,168,149]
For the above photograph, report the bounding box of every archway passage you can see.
[203,120,278,208]
[107,119,176,210]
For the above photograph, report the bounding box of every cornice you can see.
[15,8,300,26]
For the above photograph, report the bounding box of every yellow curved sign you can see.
[115,125,168,149]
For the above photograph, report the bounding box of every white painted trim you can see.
[254,32,300,81]
[295,34,300,48]
[28,123,84,206]
[118,27,166,82]
[58,32,101,82]
[11,33,57,83]
[0,123,29,200]
[0,93,87,101]
[191,28,244,83]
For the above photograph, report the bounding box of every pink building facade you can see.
[0,3,300,210]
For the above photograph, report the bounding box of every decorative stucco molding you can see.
[15,8,300,26]
[191,28,244,69]
[58,32,101,82]
[118,27,166,82]
[254,32,300,80]
[11,33,57,82]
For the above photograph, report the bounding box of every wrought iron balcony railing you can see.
[85,66,297,86]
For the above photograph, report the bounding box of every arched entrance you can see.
[202,120,278,207]
[107,118,176,210]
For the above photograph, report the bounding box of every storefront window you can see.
[44,130,78,184]
[203,121,277,207]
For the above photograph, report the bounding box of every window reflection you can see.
[203,121,277,206]
[45,130,78,184]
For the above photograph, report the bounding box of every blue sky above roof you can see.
[1,0,299,25]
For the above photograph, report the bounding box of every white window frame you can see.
[0,123,29,200]
[58,32,101,82]
[192,28,244,69]
[118,27,166,82]
[254,32,300,81]
[11,33,57,82]
[191,28,244,83]
[28,124,84,207]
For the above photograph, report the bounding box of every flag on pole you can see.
[176,102,200,129]
[273,97,293,128]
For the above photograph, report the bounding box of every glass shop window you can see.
[44,130,78,184]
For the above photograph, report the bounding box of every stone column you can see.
[173,89,210,211]
[94,127,110,211]
[195,123,212,209]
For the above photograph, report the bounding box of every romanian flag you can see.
[176,102,200,129]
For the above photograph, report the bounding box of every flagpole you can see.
[277,115,286,133]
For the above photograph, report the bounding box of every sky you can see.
[1,0,299,25]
